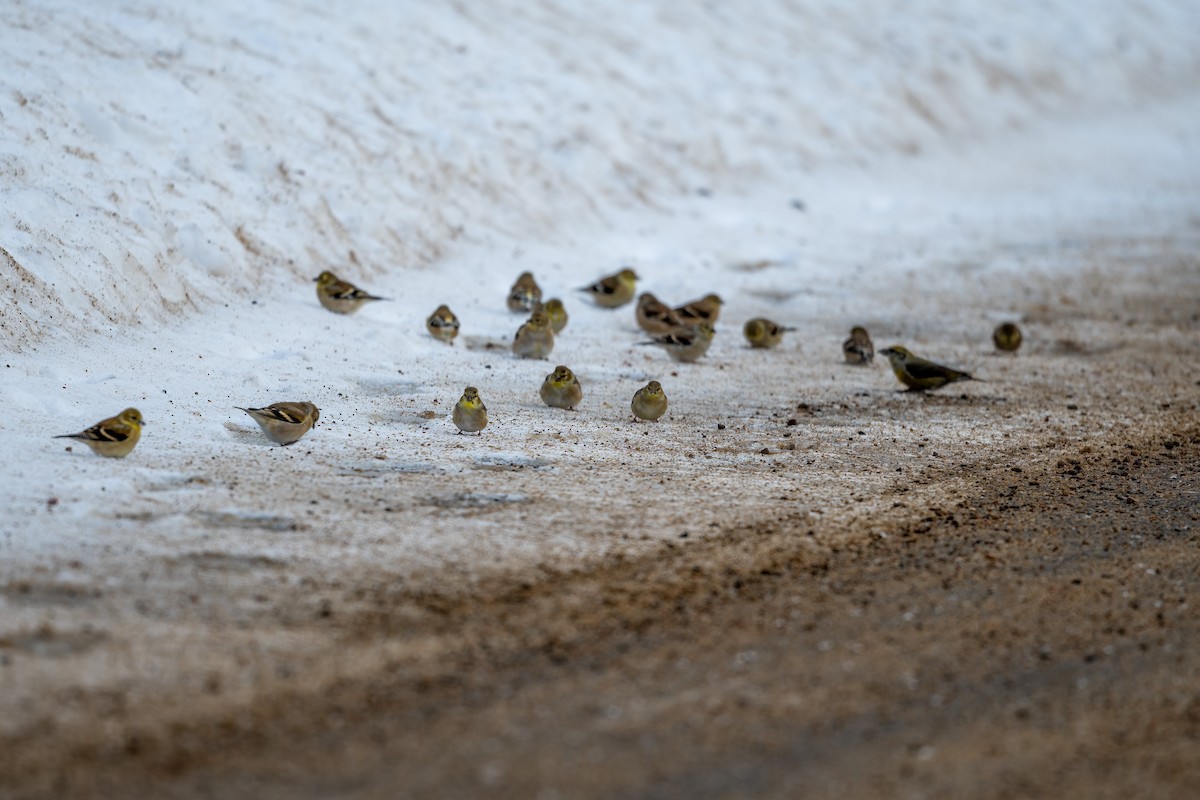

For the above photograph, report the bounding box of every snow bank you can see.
[1,0,1198,349]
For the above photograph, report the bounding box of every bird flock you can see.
[53,267,1023,456]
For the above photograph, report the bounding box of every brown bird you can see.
[842,326,874,365]
[674,293,723,325]
[636,292,684,335]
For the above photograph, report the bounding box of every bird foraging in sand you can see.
[636,292,683,335]
[236,402,320,446]
[513,310,555,359]
[578,268,638,308]
[540,365,583,410]
[313,270,387,314]
[743,318,795,349]
[539,298,569,333]
[993,322,1023,353]
[674,293,723,325]
[507,271,542,313]
[53,408,144,458]
[631,381,668,421]
[639,323,715,363]
[879,345,979,391]
[453,387,488,434]
[843,326,874,365]
[426,305,460,343]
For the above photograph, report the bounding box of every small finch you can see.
[313,270,388,314]
[631,380,668,421]
[743,317,795,349]
[879,345,980,391]
[993,322,1023,353]
[453,387,488,434]
[540,365,583,410]
[578,268,638,308]
[507,271,542,313]
[426,305,460,343]
[843,326,874,365]
[513,310,555,359]
[54,408,144,458]
[540,298,569,333]
[639,323,715,363]
[674,294,723,325]
[236,402,320,446]
[636,292,683,335]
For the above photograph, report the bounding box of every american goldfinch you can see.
[843,326,874,365]
[674,293,723,325]
[639,323,715,363]
[512,310,555,359]
[236,402,320,445]
[507,271,542,313]
[578,268,638,308]
[540,298,568,333]
[631,380,668,421]
[636,292,683,335]
[993,322,1023,353]
[313,270,387,314]
[879,345,979,391]
[540,365,583,410]
[453,387,488,434]
[54,407,144,458]
[743,317,795,349]
[426,304,460,343]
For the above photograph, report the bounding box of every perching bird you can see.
[674,294,723,325]
[54,407,144,458]
[636,292,684,335]
[578,268,638,308]
[639,323,715,363]
[453,387,488,434]
[879,345,979,391]
[507,271,542,313]
[993,322,1023,353]
[513,310,555,359]
[631,380,668,421]
[842,326,874,365]
[426,305,460,343]
[236,402,320,446]
[313,270,387,314]
[540,365,583,410]
[743,318,795,349]
[540,298,568,333]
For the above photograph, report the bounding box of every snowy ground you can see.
[2,1,1200,795]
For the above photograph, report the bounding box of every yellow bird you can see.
[453,387,488,434]
[631,381,668,421]
[513,310,555,359]
[540,298,569,333]
[579,268,638,308]
[636,292,683,335]
[843,326,874,364]
[236,402,320,446]
[540,365,583,410]
[426,305,460,343]
[54,408,144,458]
[674,293,723,325]
[743,317,795,349]
[993,322,1023,353]
[879,345,979,391]
[507,271,542,313]
[313,270,388,314]
[639,323,715,363]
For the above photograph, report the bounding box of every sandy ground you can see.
[2,233,1198,798]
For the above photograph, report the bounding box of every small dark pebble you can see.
[1067,404,1078,410]
[760,448,770,455]
[786,418,798,426]
[790,199,806,211]
[717,423,726,430]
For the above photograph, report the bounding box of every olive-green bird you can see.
[879,345,980,391]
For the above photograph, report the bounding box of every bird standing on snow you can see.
[640,323,715,363]
[426,305,460,343]
[453,387,488,434]
[313,270,387,314]
[579,268,638,308]
[636,292,683,335]
[540,298,569,333]
[540,365,583,410]
[674,293,723,325]
[513,310,555,359]
[879,345,979,391]
[507,271,542,313]
[843,326,874,364]
[53,408,144,458]
[993,322,1023,353]
[743,318,795,349]
[631,381,668,421]
[236,402,320,446]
